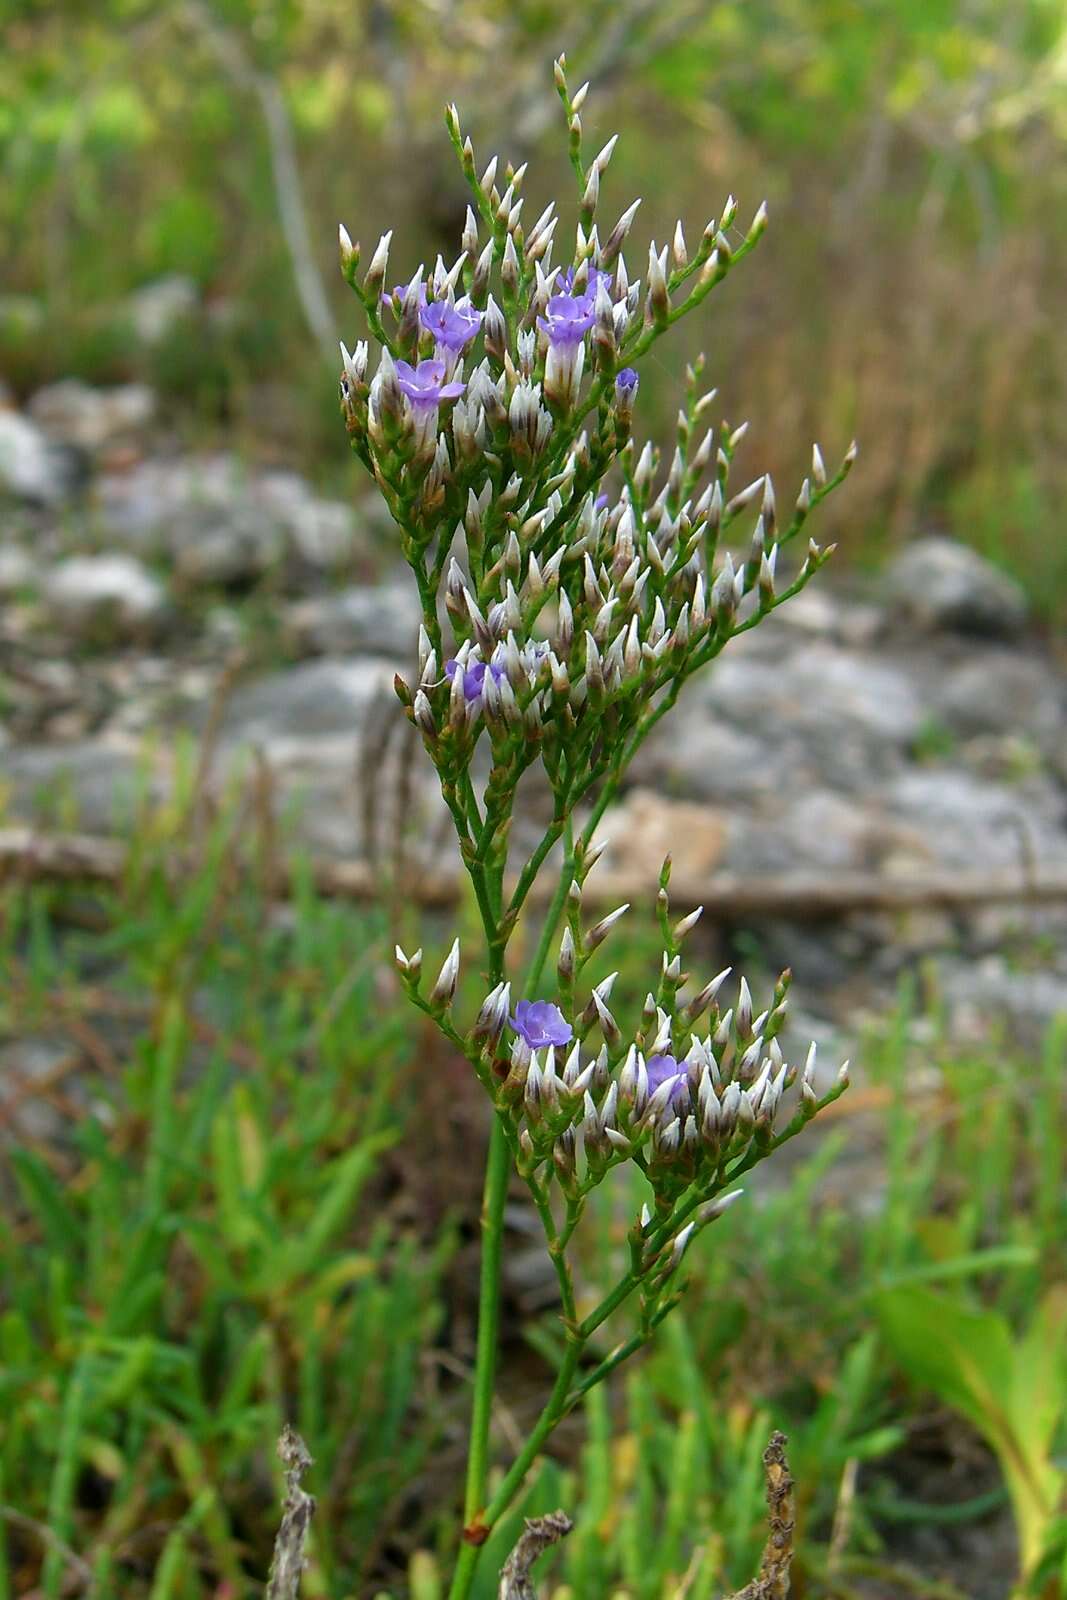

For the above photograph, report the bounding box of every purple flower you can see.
[390,278,428,308]
[510,999,573,1049]
[395,359,466,410]
[595,493,610,510]
[445,656,504,704]
[558,267,612,307]
[646,1053,686,1100]
[615,367,639,395]
[538,293,596,347]
[420,297,483,352]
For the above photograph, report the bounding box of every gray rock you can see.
[95,454,365,581]
[256,471,362,570]
[928,650,1063,747]
[936,955,1067,1047]
[28,380,156,453]
[218,658,398,748]
[687,639,925,793]
[885,536,1028,637]
[285,580,421,658]
[125,274,198,344]
[881,767,1067,872]
[172,503,286,586]
[0,410,87,506]
[43,554,170,643]
[3,739,147,831]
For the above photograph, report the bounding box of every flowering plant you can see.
[339,60,854,1597]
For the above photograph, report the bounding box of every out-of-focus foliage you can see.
[3,0,1067,614]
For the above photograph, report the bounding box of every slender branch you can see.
[265,1427,317,1600]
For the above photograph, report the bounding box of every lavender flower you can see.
[420,297,483,352]
[445,657,504,704]
[557,267,612,307]
[389,277,429,308]
[538,293,596,346]
[396,359,466,410]
[615,367,639,396]
[646,1053,686,1100]
[510,1000,573,1049]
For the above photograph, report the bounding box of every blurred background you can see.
[4,0,1067,607]
[2,4,1067,1599]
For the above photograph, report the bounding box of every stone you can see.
[2,739,148,832]
[0,410,87,506]
[284,580,421,658]
[43,555,170,644]
[28,380,156,453]
[172,503,286,587]
[928,650,1063,747]
[256,470,363,570]
[884,536,1028,637]
[881,768,1067,873]
[594,789,728,884]
[218,658,398,749]
[94,454,367,581]
[125,274,198,344]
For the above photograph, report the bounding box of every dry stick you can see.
[5,827,1067,920]
[726,1432,796,1600]
[497,1511,573,1600]
[265,1428,316,1600]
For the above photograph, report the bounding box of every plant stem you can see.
[524,817,574,994]
[457,1113,511,1553]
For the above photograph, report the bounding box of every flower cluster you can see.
[340,62,856,1585]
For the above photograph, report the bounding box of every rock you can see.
[881,768,1067,873]
[95,454,367,581]
[0,410,87,506]
[936,955,1067,1047]
[218,658,398,749]
[206,658,442,858]
[0,545,37,595]
[284,580,421,657]
[256,470,363,570]
[172,503,286,587]
[2,739,148,832]
[43,555,170,644]
[125,275,198,344]
[928,650,1063,748]
[686,639,925,793]
[594,789,728,883]
[884,536,1028,637]
[28,380,156,453]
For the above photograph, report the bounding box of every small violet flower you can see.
[615,367,639,396]
[557,267,612,307]
[646,1053,686,1100]
[395,359,466,410]
[510,1000,573,1049]
[420,297,483,352]
[445,657,504,704]
[389,278,429,308]
[538,293,596,347]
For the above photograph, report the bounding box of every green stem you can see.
[523,816,574,994]
[457,1114,511,1548]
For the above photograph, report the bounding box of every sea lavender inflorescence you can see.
[339,60,855,1598]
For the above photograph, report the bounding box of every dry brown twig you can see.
[727,1432,796,1600]
[498,1511,574,1600]
[266,1427,316,1600]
